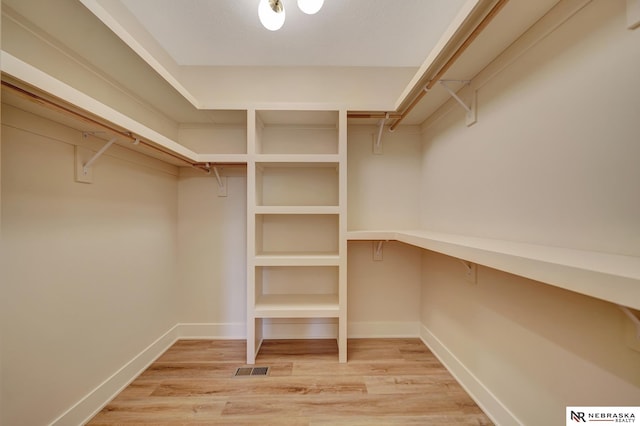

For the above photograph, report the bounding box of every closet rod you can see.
[346,0,509,128]
[389,0,508,130]
[1,80,212,173]
[348,113,402,120]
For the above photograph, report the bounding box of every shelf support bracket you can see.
[83,137,117,175]
[619,305,640,339]
[213,165,222,186]
[373,112,389,155]
[459,259,473,273]
[373,241,385,261]
[213,166,228,197]
[439,80,477,126]
[458,259,477,284]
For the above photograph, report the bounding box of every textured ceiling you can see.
[119,0,468,67]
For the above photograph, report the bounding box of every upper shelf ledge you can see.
[347,230,640,310]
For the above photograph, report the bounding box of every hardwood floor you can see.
[88,339,493,425]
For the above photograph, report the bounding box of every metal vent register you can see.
[234,366,270,377]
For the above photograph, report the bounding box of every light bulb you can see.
[297,0,324,15]
[259,0,285,31]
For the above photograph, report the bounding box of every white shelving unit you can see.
[247,109,347,363]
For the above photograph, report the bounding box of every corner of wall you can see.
[51,325,179,426]
[419,324,521,426]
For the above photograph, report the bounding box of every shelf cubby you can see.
[255,162,339,207]
[255,110,339,155]
[255,214,339,256]
[254,266,339,318]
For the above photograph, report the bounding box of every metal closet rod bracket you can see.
[373,112,390,154]
[619,305,640,339]
[82,135,117,175]
[372,240,388,261]
[438,80,477,127]
[212,165,228,197]
[458,258,473,273]
[213,165,224,186]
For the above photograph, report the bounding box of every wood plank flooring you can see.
[88,338,493,425]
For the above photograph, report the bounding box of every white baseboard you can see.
[348,321,420,338]
[51,324,180,426]
[48,321,428,425]
[179,320,338,340]
[419,324,521,426]
[259,320,419,340]
[178,321,422,341]
[177,322,246,339]
[52,323,246,425]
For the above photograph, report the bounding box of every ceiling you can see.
[117,0,467,67]
[1,0,561,129]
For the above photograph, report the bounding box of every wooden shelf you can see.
[255,253,340,266]
[255,206,340,214]
[346,230,398,241]
[255,161,339,167]
[197,154,248,164]
[254,154,340,163]
[254,294,340,318]
[347,230,640,310]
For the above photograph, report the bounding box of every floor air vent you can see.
[234,366,270,377]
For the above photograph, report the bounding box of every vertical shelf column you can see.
[246,109,347,364]
[338,109,348,363]
[246,109,258,364]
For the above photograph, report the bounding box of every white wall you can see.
[348,241,422,337]
[420,0,640,256]
[419,0,640,424]
[348,125,422,231]
[178,123,247,154]
[347,125,423,336]
[0,105,179,425]
[422,252,640,425]
[177,167,247,335]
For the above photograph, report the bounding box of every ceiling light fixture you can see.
[258,0,324,31]
[258,0,285,31]
[297,0,324,15]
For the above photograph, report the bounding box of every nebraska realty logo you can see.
[567,407,639,424]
